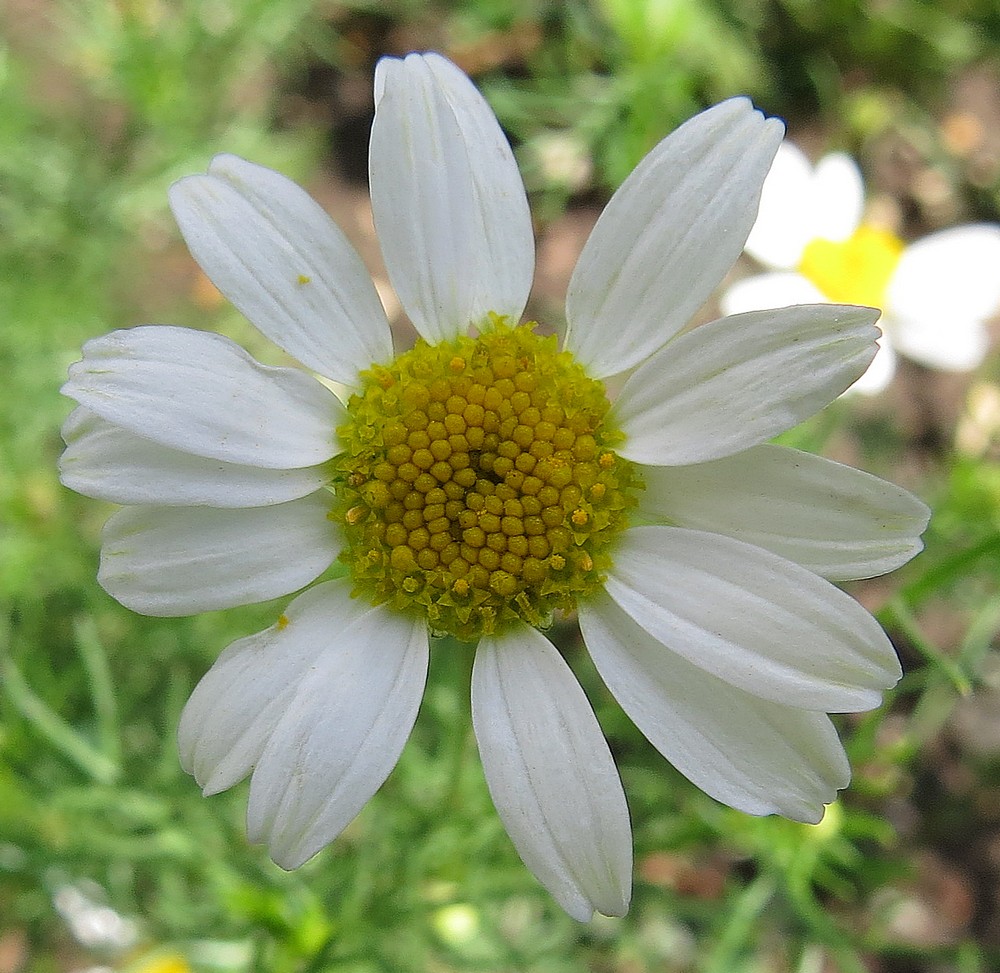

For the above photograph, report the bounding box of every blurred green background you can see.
[4,1,1000,971]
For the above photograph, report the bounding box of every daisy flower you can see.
[60,53,929,921]
[723,141,1000,394]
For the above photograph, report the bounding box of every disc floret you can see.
[334,315,642,641]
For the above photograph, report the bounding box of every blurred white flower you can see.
[53,880,138,951]
[723,142,1000,393]
[529,130,593,191]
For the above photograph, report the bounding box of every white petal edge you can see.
[472,624,632,921]
[720,271,826,317]
[60,407,330,507]
[844,333,897,396]
[579,590,850,823]
[99,495,340,616]
[564,98,784,378]
[604,525,902,711]
[244,582,429,869]
[169,155,392,386]
[370,52,534,343]
[62,326,342,469]
[638,443,930,580]
[613,304,879,466]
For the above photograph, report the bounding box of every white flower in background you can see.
[59,53,929,921]
[723,142,1000,394]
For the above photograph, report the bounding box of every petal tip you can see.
[207,151,247,175]
[166,172,205,211]
[268,839,315,872]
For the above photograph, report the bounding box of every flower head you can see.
[724,141,1000,393]
[60,53,929,921]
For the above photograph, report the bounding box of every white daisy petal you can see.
[62,326,341,469]
[638,443,929,580]
[888,225,1000,347]
[809,152,865,243]
[891,314,989,371]
[169,155,392,385]
[370,52,534,342]
[246,584,428,869]
[472,625,632,921]
[579,591,850,823]
[743,141,815,269]
[604,526,902,711]
[98,495,339,616]
[178,580,351,794]
[886,225,1000,372]
[719,271,826,316]
[564,98,784,378]
[60,407,329,508]
[613,304,879,466]
[885,225,1000,371]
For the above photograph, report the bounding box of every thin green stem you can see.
[73,615,121,770]
[700,873,776,973]
[882,596,972,696]
[1,651,120,784]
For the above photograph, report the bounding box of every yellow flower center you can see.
[798,223,904,308]
[334,315,642,641]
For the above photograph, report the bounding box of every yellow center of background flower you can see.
[335,315,641,641]
[799,224,904,308]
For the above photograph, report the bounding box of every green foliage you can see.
[4,1,1000,971]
